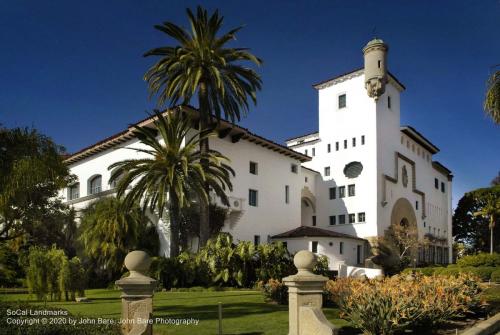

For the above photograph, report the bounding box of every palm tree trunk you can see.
[169,195,180,258]
[491,217,494,255]
[198,81,211,248]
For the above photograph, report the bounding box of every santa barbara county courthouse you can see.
[60,39,453,270]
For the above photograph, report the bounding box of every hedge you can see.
[403,266,499,281]
[457,253,500,267]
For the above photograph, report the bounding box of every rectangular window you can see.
[285,185,289,204]
[352,137,356,147]
[283,241,288,250]
[311,241,318,253]
[339,242,344,254]
[338,94,346,109]
[329,187,336,200]
[249,161,258,175]
[441,182,445,193]
[357,245,362,264]
[335,142,339,151]
[312,215,316,226]
[324,167,330,176]
[361,135,365,145]
[388,96,392,109]
[339,186,345,198]
[312,148,315,156]
[254,235,260,246]
[291,164,298,173]
[305,149,308,156]
[358,212,365,222]
[329,215,336,225]
[416,201,419,210]
[249,189,258,207]
[305,177,308,183]
[348,184,355,197]
[68,183,79,200]
[327,143,331,153]
[339,214,346,224]
[435,178,439,189]
[344,140,347,149]
[348,213,355,224]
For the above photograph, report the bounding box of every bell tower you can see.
[363,38,389,100]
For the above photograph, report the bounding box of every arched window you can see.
[88,175,102,195]
[68,183,80,200]
[109,169,123,189]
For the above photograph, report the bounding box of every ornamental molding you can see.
[314,70,364,90]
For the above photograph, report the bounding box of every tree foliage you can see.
[484,70,500,124]
[143,6,262,248]
[453,185,500,254]
[0,127,72,242]
[78,197,159,282]
[109,110,234,257]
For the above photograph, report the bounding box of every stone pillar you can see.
[115,251,157,335]
[283,250,337,335]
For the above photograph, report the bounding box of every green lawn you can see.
[0,289,349,335]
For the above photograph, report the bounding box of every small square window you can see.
[327,143,331,153]
[249,161,258,175]
[339,214,346,224]
[291,164,298,173]
[358,212,365,222]
[249,189,258,207]
[339,186,345,198]
[312,216,316,226]
[349,214,355,224]
[348,184,355,197]
[361,135,365,145]
[344,140,347,149]
[324,167,330,176]
[352,137,356,147]
[329,215,336,225]
[338,94,346,109]
[329,187,336,200]
[335,142,339,151]
[311,241,318,253]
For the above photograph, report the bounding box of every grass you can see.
[0,289,349,335]
[482,284,500,314]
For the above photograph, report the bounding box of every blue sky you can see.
[1,0,499,208]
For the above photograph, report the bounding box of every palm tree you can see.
[109,110,234,257]
[78,197,157,281]
[484,69,500,124]
[473,193,500,254]
[143,6,262,247]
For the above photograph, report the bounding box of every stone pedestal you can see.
[283,251,337,335]
[115,251,157,335]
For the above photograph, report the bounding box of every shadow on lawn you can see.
[154,301,287,321]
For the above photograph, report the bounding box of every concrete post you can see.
[115,251,157,335]
[283,250,337,335]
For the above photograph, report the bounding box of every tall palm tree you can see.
[143,6,262,247]
[109,110,234,257]
[484,69,500,124]
[473,193,500,254]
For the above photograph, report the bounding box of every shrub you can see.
[261,279,288,305]
[325,273,483,334]
[491,269,500,283]
[460,266,497,281]
[457,253,500,267]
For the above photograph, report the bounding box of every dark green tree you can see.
[0,127,72,242]
[453,186,500,253]
[143,6,262,247]
[484,69,500,124]
[109,110,234,257]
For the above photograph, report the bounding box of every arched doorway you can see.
[390,198,417,230]
[301,186,316,227]
[389,198,418,260]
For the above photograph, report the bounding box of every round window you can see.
[343,161,363,178]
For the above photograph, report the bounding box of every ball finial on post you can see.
[293,250,317,275]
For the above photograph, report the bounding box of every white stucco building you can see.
[60,39,453,270]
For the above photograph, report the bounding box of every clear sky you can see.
[1,0,499,208]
